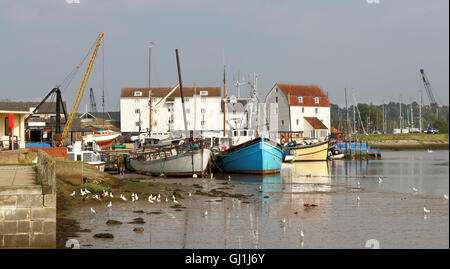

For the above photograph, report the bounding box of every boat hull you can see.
[129,149,211,176]
[216,137,283,174]
[283,140,329,162]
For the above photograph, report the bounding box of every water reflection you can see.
[67,150,449,249]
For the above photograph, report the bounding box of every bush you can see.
[433,118,449,133]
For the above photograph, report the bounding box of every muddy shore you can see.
[56,171,251,248]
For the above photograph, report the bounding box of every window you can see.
[185,98,190,102]
[134,91,142,97]
[275,97,278,103]
[281,120,285,126]
[201,120,206,126]
[315,108,318,114]
[168,108,171,112]
[135,109,140,114]
[297,96,303,103]
[314,97,319,104]
[186,108,190,114]
[296,119,299,125]
[154,121,157,126]
[135,121,140,127]
[233,131,238,136]
[233,110,236,115]
[276,88,278,93]
[200,91,208,96]
[302,107,305,113]
[201,108,206,114]
[4,117,11,136]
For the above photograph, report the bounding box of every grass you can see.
[79,182,112,194]
[358,133,449,143]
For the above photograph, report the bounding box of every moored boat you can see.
[283,140,329,162]
[215,135,284,174]
[128,143,211,176]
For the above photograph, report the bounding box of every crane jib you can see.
[60,32,104,145]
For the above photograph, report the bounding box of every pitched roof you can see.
[0,101,67,113]
[331,126,342,133]
[276,84,330,107]
[304,117,328,129]
[121,87,221,98]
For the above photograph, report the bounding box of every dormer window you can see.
[297,96,303,103]
[314,97,319,104]
[134,91,142,97]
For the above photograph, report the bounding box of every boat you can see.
[83,130,120,149]
[128,141,211,176]
[215,135,284,174]
[328,146,345,160]
[283,140,329,162]
[67,141,106,171]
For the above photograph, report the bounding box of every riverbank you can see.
[357,133,449,151]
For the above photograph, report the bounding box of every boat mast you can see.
[223,65,226,137]
[148,42,154,134]
[175,49,188,136]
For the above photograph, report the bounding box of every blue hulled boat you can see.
[215,135,284,174]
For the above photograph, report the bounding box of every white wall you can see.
[290,106,330,134]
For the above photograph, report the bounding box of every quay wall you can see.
[0,150,56,248]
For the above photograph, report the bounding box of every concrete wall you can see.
[55,160,83,185]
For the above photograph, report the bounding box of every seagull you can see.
[90,208,96,214]
[135,193,139,201]
[148,196,154,203]
[427,149,433,153]
[165,197,169,202]
[173,199,179,204]
[132,196,135,203]
[158,194,161,199]
[378,177,383,183]
[357,181,360,188]
[156,198,161,203]
[107,201,112,208]
[357,196,360,202]
[109,192,113,198]
[281,217,286,224]
[424,207,430,214]
[228,176,231,181]
[69,191,76,197]
[120,194,127,201]
[80,189,86,196]
[300,230,304,241]
[444,195,449,200]
[188,192,192,197]
[84,188,91,194]
[412,187,418,193]
[203,210,208,217]
[93,194,99,200]
[172,195,175,200]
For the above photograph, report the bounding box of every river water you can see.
[66,150,449,249]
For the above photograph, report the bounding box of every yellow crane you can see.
[60,32,104,145]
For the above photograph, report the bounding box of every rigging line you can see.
[59,36,99,93]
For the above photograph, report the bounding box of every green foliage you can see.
[433,118,449,133]
[80,182,111,194]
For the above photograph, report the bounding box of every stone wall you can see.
[0,193,56,248]
[0,150,56,248]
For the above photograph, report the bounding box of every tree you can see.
[433,118,449,133]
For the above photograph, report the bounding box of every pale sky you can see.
[0,0,448,111]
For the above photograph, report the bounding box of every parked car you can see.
[425,128,439,134]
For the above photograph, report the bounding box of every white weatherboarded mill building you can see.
[264,83,331,141]
[120,86,222,136]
